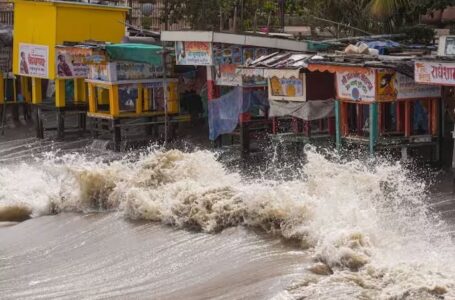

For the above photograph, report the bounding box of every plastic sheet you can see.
[269,99,334,121]
[208,87,268,140]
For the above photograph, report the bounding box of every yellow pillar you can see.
[136,84,143,114]
[88,83,97,113]
[20,76,31,103]
[109,85,119,117]
[0,73,4,104]
[143,88,150,112]
[74,78,87,103]
[55,79,66,108]
[32,77,42,104]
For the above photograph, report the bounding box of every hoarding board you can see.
[336,71,375,101]
[55,47,93,79]
[18,43,49,78]
[268,74,306,101]
[415,61,455,86]
[175,41,213,66]
[88,62,163,82]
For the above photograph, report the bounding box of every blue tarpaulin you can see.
[364,40,400,55]
[208,87,268,140]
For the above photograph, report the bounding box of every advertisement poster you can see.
[116,62,163,81]
[175,41,213,66]
[213,44,242,65]
[55,47,94,79]
[215,64,242,86]
[336,71,375,101]
[415,61,455,86]
[242,48,255,63]
[239,68,267,87]
[376,69,398,101]
[268,75,306,101]
[88,63,113,81]
[396,73,441,99]
[18,43,49,77]
[88,62,163,82]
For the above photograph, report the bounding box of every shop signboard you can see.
[175,41,213,66]
[55,47,94,79]
[268,74,306,101]
[18,43,49,78]
[415,61,455,86]
[396,73,441,99]
[336,71,375,101]
[88,62,163,82]
[213,44,243,65]
[239,68,267,87]
[376,69,398,101]
[215,64,242,86]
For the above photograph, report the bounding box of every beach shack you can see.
[238,52,336,148]
[161,31,322,153]
[85,43,186,151]
[0,24,14,113]
[309,55,442,159]
[415,35,455,167]
[12,0,128,138]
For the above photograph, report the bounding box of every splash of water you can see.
[0,147,454,299]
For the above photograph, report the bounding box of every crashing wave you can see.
[0,147,454,299]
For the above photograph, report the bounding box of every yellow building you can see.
[12,0,128,106]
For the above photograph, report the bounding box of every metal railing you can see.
[0,11,13,25]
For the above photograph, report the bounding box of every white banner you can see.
[415,61,455,86]
[175,41,213,66]
[336,71,375,101]
[18,43,49,78]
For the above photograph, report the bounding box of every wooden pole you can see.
[162,42,169,144]
[404,100,411,137]
[335,100,341,151]
[369,102,378,155]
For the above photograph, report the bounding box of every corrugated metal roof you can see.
[242,52,313,69]
[307,54,416,77]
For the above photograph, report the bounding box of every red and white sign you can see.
[18,43,49,78]
[336,71,375,101]
[415,61,455,86]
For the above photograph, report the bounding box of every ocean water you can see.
[0,140,454,299]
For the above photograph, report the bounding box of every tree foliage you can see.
[152,0,453,35]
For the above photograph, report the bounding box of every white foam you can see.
[0,147,454,298]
